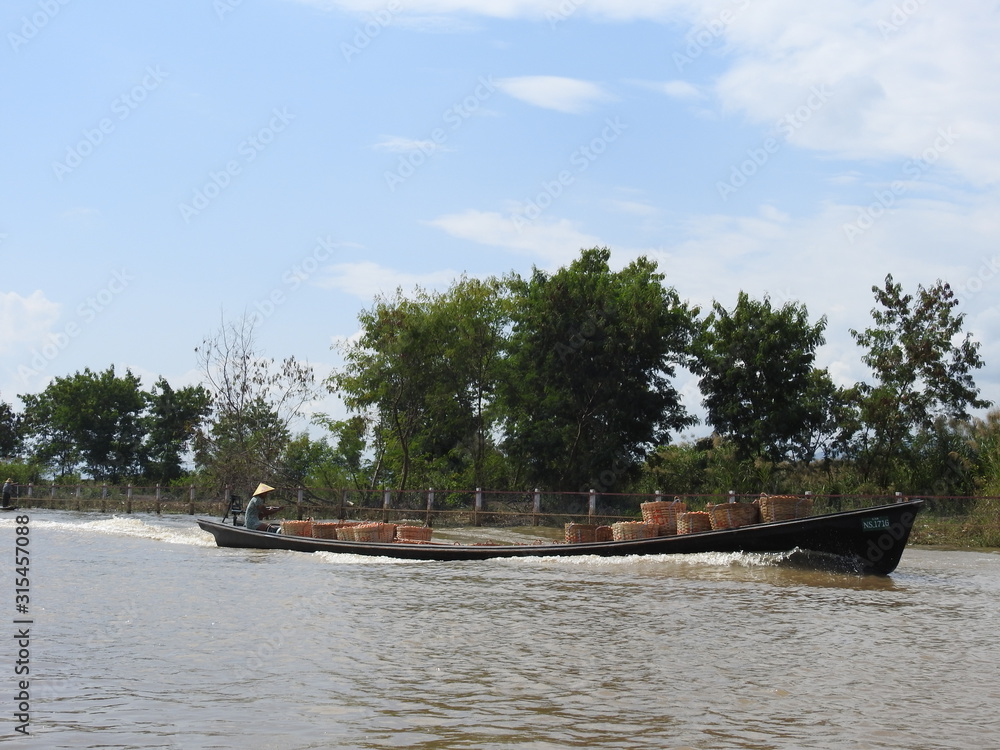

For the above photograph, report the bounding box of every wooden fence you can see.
[5,483,991,529]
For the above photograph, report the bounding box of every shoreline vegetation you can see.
[2,249,998,534]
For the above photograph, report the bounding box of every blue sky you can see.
[2,0,998,438]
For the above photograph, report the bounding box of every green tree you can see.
[0,397,22,460]
[849,274,991,487]
[500,248,697,491]
[20,366,147,482]
[693,292,835,463]
[330,290,433,492]
[142,378,212,483]
[195,314,316,494]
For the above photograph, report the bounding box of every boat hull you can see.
[197,500,922,575]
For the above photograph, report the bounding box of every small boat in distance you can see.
[197,498,923,575]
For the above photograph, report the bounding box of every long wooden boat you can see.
[198,499,922,575]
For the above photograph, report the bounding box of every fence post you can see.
[339,489,348,521]
[297,487,304,521]
[101,483,107,513]
[155,484,161,515]
[27,483,32,499]
[588,488,596,522]
[533,488,541,526]
[426,488,434,527]
[76,484,81,512]
[188,485,195,515]
[728,489,736,504]
[383,488,391,522]
[127,485,133,514]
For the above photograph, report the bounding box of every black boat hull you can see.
[197,500,922,575]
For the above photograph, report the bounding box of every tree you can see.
[0,396,22,460]
[142,378,212,483]
[20,366,147,482]
[195,314,317,494]
[693,292,835,462]
[849,274,991,487]
[500,248,697,491]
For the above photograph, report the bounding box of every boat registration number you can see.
[861,516,891,531]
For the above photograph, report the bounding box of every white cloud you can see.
[712,1,1000,185]
[315,261,459,300]
[427,209,602,266]
[496,76,614,114]
[0,291,61,355]
[287,0,692,22]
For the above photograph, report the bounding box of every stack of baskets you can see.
[677,511,712,535]
[337,522,395,542]
[396,525,433,543]
[757,494,813,523]
[280,520,314,537]
[565,523,598,543]
[311,521,358,540]
[611,521,659,541]
[640,498,687,535]
[706,502,760,530]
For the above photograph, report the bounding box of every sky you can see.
[2,0,999,441]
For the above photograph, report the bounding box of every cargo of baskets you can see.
[280,520,313,537]
[311,522,341,539]
[640,498,687,535]
[757,494,813,523]
[677,511,712,535]
[596,525,613,542]
[396,525,433,542]
[565,523,599,543]
[611,521,658,541]
[707,502,760,530]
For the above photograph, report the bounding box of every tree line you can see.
[1,247,994,499]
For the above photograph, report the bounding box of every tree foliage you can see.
[849,274,990,486]
[194,314,316,493]
[693,292,837,463]
[501,248,697,491]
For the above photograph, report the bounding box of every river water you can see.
[1,509,998,749]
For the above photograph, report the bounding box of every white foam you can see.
[0,514,217,547]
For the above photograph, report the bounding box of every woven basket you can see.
[758,494,813,523]
[640,499,687,534]
[565,523,598,543]
[596,525,613,542]
[281,520,313,537]
[707,502,760,530]
[311,522,341,539]
[611,521,658,541]
[677,511,712,535]
[396,525,433,542]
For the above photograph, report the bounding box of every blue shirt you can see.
[244,496,266,530]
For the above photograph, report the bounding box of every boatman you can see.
[243,483,283,532]
[1,478,12,508]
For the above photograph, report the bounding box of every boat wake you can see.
[0,514,217,547]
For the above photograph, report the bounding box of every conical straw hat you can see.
[253,482,275,496]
